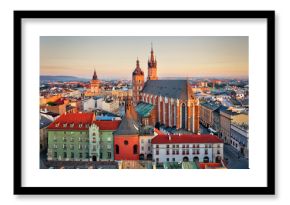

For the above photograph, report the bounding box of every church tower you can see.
[132,58,144,104]
[90,69,100,95]
[147,44,158,80]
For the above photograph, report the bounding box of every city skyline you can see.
[40,36,248,80]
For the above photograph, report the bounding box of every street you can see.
[224,144,249,169]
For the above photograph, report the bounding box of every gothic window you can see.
[181,103,186,129]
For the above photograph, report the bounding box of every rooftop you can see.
[151,134,223,144]
[47,113,95,130]
[93,120,121,131]
[142,80,195,100]
[135,102,154,117]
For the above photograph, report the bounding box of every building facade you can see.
[151,134,224,163]
[114,100,140,161]
[231,123,249,158]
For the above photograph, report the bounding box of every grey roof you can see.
[142,80,195,100]
[40,116,53,129]
[200,102,220,111]
[114,113,139,135]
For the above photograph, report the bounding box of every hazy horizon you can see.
[40,36,249,79]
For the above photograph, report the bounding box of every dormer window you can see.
[63,123,67,128]
[79,123,82,128]
[55,123,60,128]
[70,123,74,128]
[85,124,89,128]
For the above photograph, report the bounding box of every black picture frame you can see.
[14,10,275,195]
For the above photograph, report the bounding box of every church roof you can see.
[114,113,139,135]
[142,80,195,101]
[132,59,144,76]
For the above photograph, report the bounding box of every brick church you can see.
[132,46,200,133]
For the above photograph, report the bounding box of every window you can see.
[108,152,111,159]
[186,144,189,148]
[63,144,67,150]
[172,158,175,162]
[70,137,74,142]
[79,144,83,150]
[63,152,67,158]
[192,149,195,154]
[148,146,151,151]
[107,137,111,141]
[172,150,175,155]
[166,150,170,155]
[70,123,74,128]
[205,149,208,155]
[71,152,74,158]
[182,145,185,148]
[124,140,128,145]
[115,145,119,154]
[141,139,144,143]
[141,146,144,151]
[197,149,200,154]
[173,145,175,148]
[79,137,82,142]
[176,145,179,148]
[176,150,179,155]
[70,144,74,150]
[156,145,159,148]
[54,152,57,158]
[166,145,170,148]
[166,158,169,162]
[53,136,57,141]
[186,150,189,155]
[192,144,195,148]
[107,144,111,149]
[205,144,208,148]
[92,137,96,143]
[133,145,138,154]
[79,153,82,159]
[182,150,185,155]
[217,150,220,154]
[100,152,103,159]
[148,139,151,143]
[53,144,58,149]
[156,150,159,155]
[86,152,89,159]
[93,145,96,151]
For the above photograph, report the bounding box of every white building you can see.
[151,134,224,163]
[230,122,249,158]
[82,98,95,112]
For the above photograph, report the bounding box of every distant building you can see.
[85,69,100,97]
[200,102,220,128]
[151,134,224,163]
[82,98,95,112]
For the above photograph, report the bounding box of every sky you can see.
[40,36,248,80]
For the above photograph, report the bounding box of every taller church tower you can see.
[132,58,144,105]
[147,44,158,80]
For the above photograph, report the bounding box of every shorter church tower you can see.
[147,45,158,80]
[90,69,100,95]
[132,58,144,104]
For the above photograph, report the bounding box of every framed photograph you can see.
[14,10,275,195]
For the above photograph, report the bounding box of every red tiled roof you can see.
[151,134,223,144]
[93,120,121,131]
[47,113,95,130]
[199,163,222,169]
